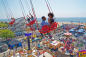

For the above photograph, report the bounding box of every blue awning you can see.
[25,33,32,36]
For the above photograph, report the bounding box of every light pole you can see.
[25,33,32,50]
[27,36,30,50]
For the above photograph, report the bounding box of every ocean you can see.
[0,17,86,23]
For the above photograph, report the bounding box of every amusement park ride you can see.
[1,0,86,57]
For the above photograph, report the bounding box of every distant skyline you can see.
[0,0,86,19]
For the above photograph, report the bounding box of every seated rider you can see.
[11,17,15,21]
[26,15,31,23]
[30,13,34,20]
[40,16,49,37]
[48,13,54,24]
[41,16,49,28]
[9,17,15,25]
[27,18,30,22]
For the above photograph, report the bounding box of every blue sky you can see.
[0,0,86,19]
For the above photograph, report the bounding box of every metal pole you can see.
[27,37,30,50]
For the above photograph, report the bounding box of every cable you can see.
[6,0,14,18]
[19,0,27,23]
[47,0,53,13]
[2,0,15,21]
[45,0,51,13]
[1,0,9,21]
[19,0,26,18]
[45,0,54,13]
[29,0,39,30]
[29,0,36,19]
[24,0,31,15]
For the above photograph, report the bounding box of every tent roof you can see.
[77,29,84,32]
[69,29,75,32]
[8,40,21,45]
[0,42,7,47]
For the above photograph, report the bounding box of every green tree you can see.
[0,22,8,28]
[0,29,15,40]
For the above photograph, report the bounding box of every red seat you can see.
[39,25,50,34]
[26,19,36,26]
[49,22,57,31]
[9,19,15,25]
[39,22,58,34]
